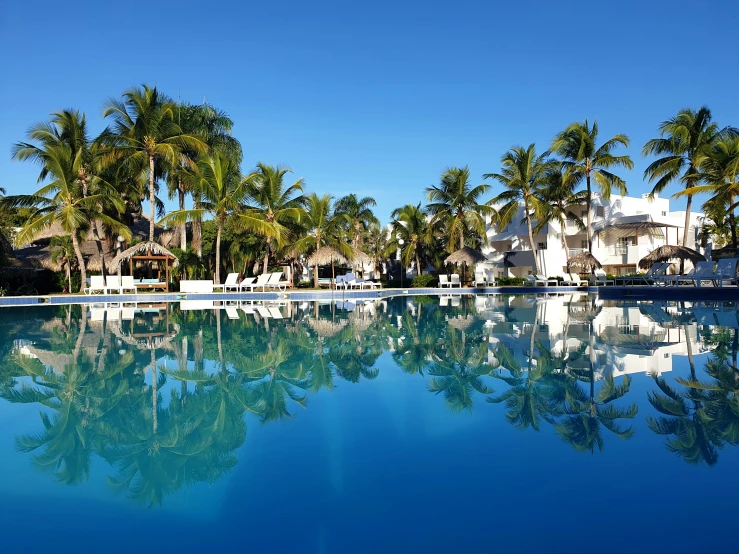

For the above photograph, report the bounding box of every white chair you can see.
[243,274,272,291]
[648,264,672,286]
[535,274,559,286]
[690,261,717,288]
[450,275,461,288]
[223,273,240,293]
[568,273,586,286]
[120,276,137,294]
[225,307,240,320]
[106,275,121,293]
[438,275,451,288]
[349,276,381,289]
[523,275,549,287]
[266,272,287,291]
[713,258,738,287]
[561,274,575,286]
[474,271,487,287]
[591,269,615,286]
[268,306,284,319]
[238,277,256,292]
[84,276,107,295]
[121,307,135,320]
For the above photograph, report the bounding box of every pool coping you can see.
[1,284,737,307]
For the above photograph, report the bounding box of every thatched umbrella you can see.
[307,317,348,338]
[445,246,486,285]
[307,246,348,285]
[351,248,372,279]
[567,251,602,273]
[638,245,706,270]
[111,241,179,291]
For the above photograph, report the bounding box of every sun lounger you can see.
[120,276,136,294]
[616,263,667,286]
[121,307,135,320]
[524,275,554,286]
[256,305,272,319]
[713,258,738,287]
[438,275,451,288]
[106,275,121,293]
[239,277,256,292]
[474,271,487,287]
[349,277,381,289]
[225,306,240,320]
[84,275,107,295]
[569,273,586,286]
[590,269,615,286]
[535,274,559,286]
[242,273,272,291]
[220,273,240,293]
[450,275,461,288]
[266,272,287,291]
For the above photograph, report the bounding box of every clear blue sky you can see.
[1,0,737,223]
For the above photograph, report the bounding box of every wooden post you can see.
[165,258,170,292]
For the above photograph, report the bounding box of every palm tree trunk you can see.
[91,220,107,278]
[586,174,593,252]
[560,221,569,272]
[71,232,87,293]
[215,219,223,284]
[525,201,540,274]
[459,233,464,250]
[262,242,270,274]
[148,155,156,242]
[216,309,223,368]
[192,196,202,258]
[415,251,422,277]
[151,349,158,434]
[66,262,72,293]
[313,264,319,288]
[178,177,187,250]
[730,197,738,248]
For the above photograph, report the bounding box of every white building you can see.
[481,193,708,277]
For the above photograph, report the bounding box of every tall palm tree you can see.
[160,152,255,284]
[363,223,389,279]
[551,120,633,252]
[293,193,351,287]
[102,85,206,242]
[426,166,494,252]
[642,107,724,250]
[677,135,739,247]
[238,163,306,274]
[386,203,431,276]
[486,144,552,274]
[50,235,77,292]
[334,193,378,247]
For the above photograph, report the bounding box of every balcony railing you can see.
[568,248,586,257]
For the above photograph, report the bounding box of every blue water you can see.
[0,294,737,553]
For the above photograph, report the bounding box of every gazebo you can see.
[110,241,179,292]
[567,251,602,273]
[638,245,706,270]
[308,245,349,285]
[444,246,486,284]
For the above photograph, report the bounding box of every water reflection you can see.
[1,294,738,505]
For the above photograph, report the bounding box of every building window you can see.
[596,206,604,217]
[507,243,512,251]
[616,236,630,254]
[538,242,547,250]
[581,210,587,217]
[661,211,667,216]
[581,240,588,249]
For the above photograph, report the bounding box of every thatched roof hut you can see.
[307,317,348,337]
[444,246,486,265]
[638,245,705,269]
[111,241,179,270]
[351,248,371,265]
[307,246,348,266]
[567,251,602,271]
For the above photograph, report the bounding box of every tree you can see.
[486,144,552,274]
[551,120,633,252]
[50,235,77,292]
[334,193,378,247]
[102,85,206,242]
[293,194,352,287]
[238,163,306,274]
[426,166,494,252]
[642,107,724,251]
[363,223,389,279]
[160,152,255,284]
[386,203,431,276]
[677,135,739,247]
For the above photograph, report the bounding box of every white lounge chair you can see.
[223,273,240,293]
[268,306,284,319]
[524,275,552,287]
[120,276,137,294]
[349,276,381,289]
[713,258,738,287]
[591,269,615,286]
[243,273,272,292]
[438,275,451,288]
[474,271,487,287]
[568,273,586,286]
[256,305,272,319]
[225,306,240,320]
[450,275,461,288]
[238,277,256,292]
[121,307,135,320]
[535,274,559,286]
[84,276,107,295]
[335,273,354,290]
[690,261,717,288]
[106,275,121,293]
[266,272,287,291]
[561,274,576,286]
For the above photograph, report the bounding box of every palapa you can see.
[111,241,179,269]
[307,245,349,266]
[638,245,706,269]
[567,251,602,271]
[444,246,486,266]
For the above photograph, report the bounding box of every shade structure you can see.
[307,246,348,267]
[350,248,371,265]
[567,251,602,271]
[638,245,705,270]
[444,246,486,266]
[110,241,179,269]
[307,317,348,338]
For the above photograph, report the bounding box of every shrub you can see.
[296,281,313,289]
[496,277,526,286]
[412,274,437,288]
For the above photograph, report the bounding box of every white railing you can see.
[568,248,585,257]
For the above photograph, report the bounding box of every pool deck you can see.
[0,284,737,307]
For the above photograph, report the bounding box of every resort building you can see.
[482,193,708,277]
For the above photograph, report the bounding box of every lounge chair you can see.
[349,276,381,289]
[225,306,240,320]
[616,263,666,286]
[256,305,272,319]
[120,276,137,294]
[223,273,240,293]
[266,272,287,291]
[690,261,717,288]
[590,269,615,286]
[84,275,107,295]
[713,258,738,287]
[335,273,355,290]
[561,274,576,286]
[238,277,256,292]
[661,266,696,287]
[450,275,461,288]
[121,307,135,320]
[474,271,487,287]
[568,273,586,286]
[646,264,672,286]
[268,306,284,318]
[535,274,559,286]
[438,275,451,288]
[106,275,121,293]
[242,273,272,291]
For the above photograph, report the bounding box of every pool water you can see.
[0,294,738,553]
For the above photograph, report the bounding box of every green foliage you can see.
[411,274,436,287]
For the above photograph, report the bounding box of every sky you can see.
[1,0,737,224]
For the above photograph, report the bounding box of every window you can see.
[581,210,587,217]
[616,237,630,254]
[596,206,605,217]
[661,211,667,216]
[538,242,547,250]
[581,240,588,249]
[507,243,512,251]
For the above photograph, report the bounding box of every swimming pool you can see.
[0,294,737,553]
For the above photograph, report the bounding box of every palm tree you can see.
[334,193,378,247]
[102,85,206,242]
[50,235,77,292]
[551,120,633,252]
[363,223,389,280]
[387,203,431,276]
[486,144,552,274]
[238,163,306,274]
[160,151,255,284]
[642,107,724,250]
[293,193,352,287]
[426,166,494,252]
[677,135,739,247]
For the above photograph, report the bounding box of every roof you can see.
[592,214,679,234]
